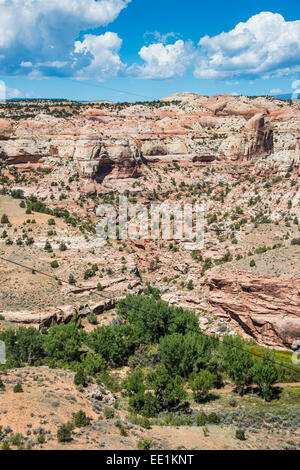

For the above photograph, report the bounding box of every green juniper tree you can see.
[252,352,278,401]
[189,369,215,403]
[221,336,254,396]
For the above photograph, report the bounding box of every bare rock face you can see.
[206,272,300,349]
[77,140,143,181]
[0,118,13,138]
[0,297,117,327]
[220,113,273,161]
[0,137,47,164]
[244,113,273,160]
[142,142,168,156]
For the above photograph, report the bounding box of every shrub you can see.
[137,439,154,450]
[1,214,9,224]
[92,264,99,273]
[13,382,23,393]
[87,312,97,325]
[135,392,161,418]
[125,369,145,396]
[73,410,89,428]
[37,433,46,444]
[235,429,246,440]
[11,189,24,199]
[82,352,104,376]
[57,423,73,443]
[44,240,52,252]
[115,420,128,436]
[74,368,87,387]
[207,412,221,425]
[147,365,187,411]
[50,260,59,269]
[59,241,67,251]
[10,433,23,446]
[129,414,151,429]
[196,412,207,426]
[189,370,215,403]
[84,269,95,280]
[1,440,10,450]
[250,259,256,267]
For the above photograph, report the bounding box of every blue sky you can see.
[1,0,300,101]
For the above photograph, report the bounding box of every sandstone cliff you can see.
[207,272,300,349]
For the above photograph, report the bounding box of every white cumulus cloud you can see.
[0,0,130,76]
[74,32,125,80]
[132,40,195,79]
[194,12,300,80]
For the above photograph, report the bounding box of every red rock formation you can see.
[243,113,273,160]
[206,272,300,349]
[219,113,273,161]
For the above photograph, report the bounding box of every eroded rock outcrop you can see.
[219,113,273,161]
[207,272,300,349]
[77,140,144,181]
[0,297,117,327]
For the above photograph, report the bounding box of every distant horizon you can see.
[3,92,294,104]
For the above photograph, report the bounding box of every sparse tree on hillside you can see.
[189,369,215,403]
[1,214,9,224]
[221,336,254,396]
[252,352,278,402]
[57,423,72,443]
